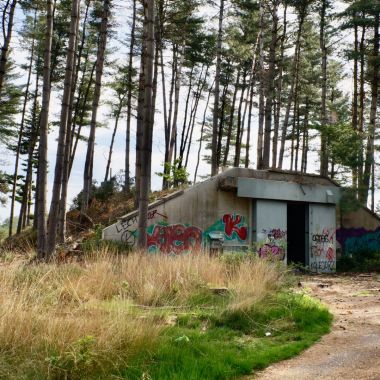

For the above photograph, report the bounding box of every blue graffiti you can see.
[337,227,380,255]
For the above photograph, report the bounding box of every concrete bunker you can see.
[102,168,380,273]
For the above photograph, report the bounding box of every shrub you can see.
[337,248,380,272]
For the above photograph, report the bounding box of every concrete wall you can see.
[103,167,380,264]
[102,175,250,254]
[337,207,380,256]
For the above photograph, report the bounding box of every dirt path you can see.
[253,274,380,380]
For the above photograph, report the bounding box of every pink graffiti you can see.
[259,244,285,261]
[147,224,202,255]
[270,229,286,240]
[322,228,335,243]
[223,214,248,241]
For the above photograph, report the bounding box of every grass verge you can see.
[122,292,331,379]
[0,251,332,379]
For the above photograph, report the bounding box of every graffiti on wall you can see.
[222,214,248,241]
[310,260,335,272]
[257,229,287,260]
[310,227,336,272]
[146,213,248,254]
[204,214,248,243]
[115,209,168,247]
[147,224,203,255]
[336,227,380,255]
[109,211,248,254]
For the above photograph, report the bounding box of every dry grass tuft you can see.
[0,250,286,379]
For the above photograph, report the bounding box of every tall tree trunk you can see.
[69,61,96,177]
[47,0,80,255]
[358,22,366,198]
[319,0,329,176]
[137,0,155,248]
[18,68,40,234]
[234,70,247,167]
[178,66,195,166]
[68,0,93,166]
[262,0,279,169]
[162,45,176,189]
[361,11,379,205]
[82,0,110,214]
[182,66,205,167]
[272,4,287,168]
[278,10,305,169]
[223,69,240,167]
[257,0,265,169]
[290,95,298,171]
[134,8,148,205]
[217,81,230,168]
[352,18,359,189]
[125,0,136,193]
[58,2,84,243]
[301,98,309,173]
[294,102,300,171]
[211,0,224,176]
[245,35,260,168]
[9,9,36,237]
[0,0,16,96]
[245,79,254,168]
[184,66,209,169]
[147,25,159,191]
[167,41,185,170]
[36,0,54,260]
[105,101,125,182]
[194,80,214,184]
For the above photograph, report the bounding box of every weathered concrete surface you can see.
[250,274,380,380]
[341,206,380,231]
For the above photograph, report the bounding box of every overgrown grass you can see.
[0,251,332,379]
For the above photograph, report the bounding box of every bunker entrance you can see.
[287,203,308,266]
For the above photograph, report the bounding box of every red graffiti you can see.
[327,247,334,261]
[222,214,248,241]
[147,224,202,255]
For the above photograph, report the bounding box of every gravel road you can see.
[252,274,380,380]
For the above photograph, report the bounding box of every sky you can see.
[1,0,379,223]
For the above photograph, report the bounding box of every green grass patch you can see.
[121,292,332,380]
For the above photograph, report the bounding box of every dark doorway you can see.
[287,203,307,265]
